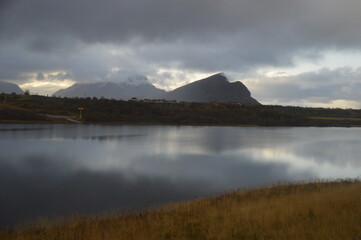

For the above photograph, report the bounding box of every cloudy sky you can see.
[1,0,361,107]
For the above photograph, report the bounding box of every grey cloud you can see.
[27,37,58,53]
[48,72,72,80]
[2,0,361,52]
[0,43,112,83]
[36,72,44,80]
[0,0,318,74]
[1,0,361,99]
[2,0,360,48]
[254,83,338,102]
[253,67,361,105]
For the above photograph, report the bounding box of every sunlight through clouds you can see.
[19,72,75,95]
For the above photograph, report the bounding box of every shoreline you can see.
[2,180,360,239]
[0,120,359,128]
[1,119,360,128]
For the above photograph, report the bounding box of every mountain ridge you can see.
[0,81,24,94]
[163,73,259,104]
[53,73,260,104]
[54,81,166,100]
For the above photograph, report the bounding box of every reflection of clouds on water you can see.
[0,155,209,227]
[293,140,361,168]
[0,152,311,228]
[1,124,361,227]
[0,124,149,140]
[149,126,295,155]
[240,147,361,179]
[126,153,313,188]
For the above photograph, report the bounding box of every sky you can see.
[1,0,361,108]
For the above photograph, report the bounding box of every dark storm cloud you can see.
[2,0,360,47]
[1,0,290,43]
[1,0,361,91]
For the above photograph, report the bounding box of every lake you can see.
[1,124,360,227]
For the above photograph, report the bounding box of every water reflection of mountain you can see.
[82,134,145,141]
[170,127,295,154]
[0,127,46,132]
[2,125,361,228]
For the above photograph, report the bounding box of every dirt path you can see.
[45,114,83,124]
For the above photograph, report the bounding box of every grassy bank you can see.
[2,181,361,240]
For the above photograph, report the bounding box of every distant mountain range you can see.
[54,81,166,100]
[0,81,24,94]
[54,73,260,104]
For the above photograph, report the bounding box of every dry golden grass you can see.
[2,180,361,240]
[308,116,361,121]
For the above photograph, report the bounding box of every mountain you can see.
[53,73,260,104]
[164,73,260,104]
[53,78,166,100]
[0,82,24,94]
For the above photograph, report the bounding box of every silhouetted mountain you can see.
[164,73,260,104]
[0,82,24,94]
[53,76,166,100]
[53,73,260,104]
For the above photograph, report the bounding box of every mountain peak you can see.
[216,72,227,78]
[0,81,24,94]
[106,71,151,86]
[164,73,260,104]
[205,72,228,80]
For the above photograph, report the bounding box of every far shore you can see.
[3,119,361,128]
[2,94,361,127]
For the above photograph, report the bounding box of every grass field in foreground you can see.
[1,180,361,240]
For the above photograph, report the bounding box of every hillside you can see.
[164,73,260,104]
[0,82,24,94]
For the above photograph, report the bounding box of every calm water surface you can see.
[1,124,360,227]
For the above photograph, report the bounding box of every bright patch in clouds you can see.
[20,80,75,95]
[264,71,295,78]
[19,72,75,95]
[150,68,215,91]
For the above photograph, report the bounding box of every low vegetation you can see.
[2,93,361,126]
[1,180,361,240]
